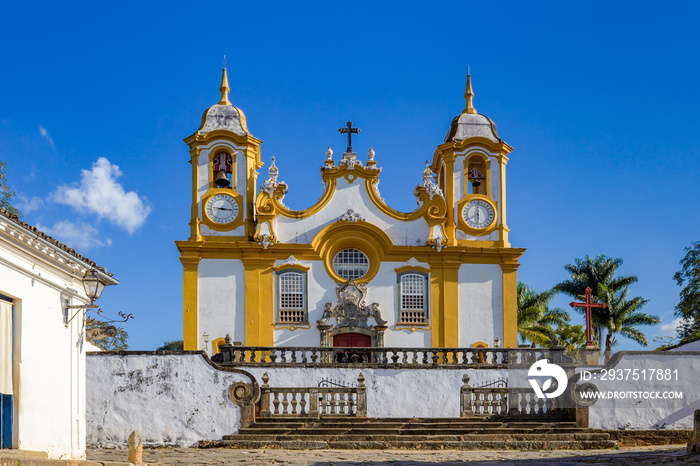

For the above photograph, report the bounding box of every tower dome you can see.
[195,67,250,137]
[444,72,501,143]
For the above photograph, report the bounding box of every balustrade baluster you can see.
[536,398,545,415]
[310,350,318,363]
[291,350,297,363]
[301,351,308,364]
[282,393,290,414]
[281,349,287,363]
[291,393,299,414]
[300,393,307,415]
[391,350,399,364]
[422,351,428,365]
[272,393,280,415]
[250,349,257,363]
[520,394,528,415]
[269,350,278,363]
[528,395,537,415]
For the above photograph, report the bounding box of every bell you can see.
[471,180,481,187]
[214,170,230,188]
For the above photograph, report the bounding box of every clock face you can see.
[205,194,239,224]
[463,199,495,229]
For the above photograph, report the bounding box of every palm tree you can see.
[554,322,587,353]
[517,282,569,347]
[596,283,660,351]
[554,255,638,347]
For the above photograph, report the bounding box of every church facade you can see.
[176,70,524,353]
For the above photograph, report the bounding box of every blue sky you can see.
[1,2,698,350]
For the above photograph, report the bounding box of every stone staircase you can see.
[200,417,618,450]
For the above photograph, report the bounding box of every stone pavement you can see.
[85,446,699,465]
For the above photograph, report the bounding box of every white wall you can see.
[458,264,503,347]
[87,351,700,449]
[198,259,245,349]
[0,223,96,459]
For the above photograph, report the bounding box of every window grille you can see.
[332,248,370,280]
[278,271,306,323]
[399,273,427,323]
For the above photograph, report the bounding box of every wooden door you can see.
[333,333,371,347]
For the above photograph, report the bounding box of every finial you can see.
[367,148,375,161]
[268,157,278,180]
[464,67,476,114]
[324,147,334,166]
[218,65,231,106]
[422,161,434,183]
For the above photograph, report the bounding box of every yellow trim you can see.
[272,263,311,272]
[456,195,498,236]
[393,265,431,274]
[501,262,519,348]
[498,154,510,247]
[242,258,275,346]
[428,261,460,347]
[181,256,200,350]
[471,341,488,348]
[273,323,312,331]
[189,147,202,241]
[201,191,245,231]
[312,222,393,284]
[202,235,249,242]
[394,324,431,332]
[212,337,226,354]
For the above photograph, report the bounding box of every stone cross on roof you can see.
[338,120,360,153]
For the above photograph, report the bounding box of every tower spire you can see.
[464,66,476,114]
[218,57,231,105]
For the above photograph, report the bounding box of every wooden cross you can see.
[569,287,607,347]
[338,120,360,153]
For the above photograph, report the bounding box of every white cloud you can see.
[14,195,44,214]
[659,317,684,335]
[37,221,109,251]
[53,157,151,234]
[39,125,55,148]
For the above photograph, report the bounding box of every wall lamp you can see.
[64,268,114,327]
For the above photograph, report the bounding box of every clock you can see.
[462,199,495,229]
[205,193,239,224]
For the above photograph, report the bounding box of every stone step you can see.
[227,432,612,442]
[236,426,590,436]
[248,419,580,430]
[202,439,619,451]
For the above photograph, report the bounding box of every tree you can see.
[157,340,184,351]
[85,317,128,350]
[596,283,659,351]
[554,255,638,347]
[673,242,700,338]
[0,161,21,217]
[517,282,569,347]
[554,322,587,353]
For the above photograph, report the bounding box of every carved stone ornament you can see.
[338,209,365,223]
[415,161,444,201]
[317,280,387,330]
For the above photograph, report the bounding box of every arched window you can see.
[213,152,233,188]
[398,272,428,324]
[332,248,370,280]
[466,157,487,195]
[277,271,307,323]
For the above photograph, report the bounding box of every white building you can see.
[0,208,118,459]
[177,70,524,354]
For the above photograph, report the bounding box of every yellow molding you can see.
[212,337,226,354]
[181,256,200,350]
[176,240,525,265]
[472,341,488,348]
[272,263,311,272]
[242,258,275,346]
[273,323,311,331]
[394,265,431,274]
[501,263,518,348]
[429,261,460,347]
[394,324,431,332]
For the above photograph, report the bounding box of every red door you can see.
[333,333,371,363]
[333,333,371,347]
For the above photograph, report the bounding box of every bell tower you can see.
[182,67,263,241]
[432,72,513,248]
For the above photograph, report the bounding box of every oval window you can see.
[332,248,370,280]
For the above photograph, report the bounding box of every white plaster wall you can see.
[197,141,246,237]
[86,354,247,448]
[199,259,245,349]
[274,175,430,246]
[587,353,700,430]
[669,340,700,351]
[458,264,503,348]
[0,231,93,459]
[271,260,431,348]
